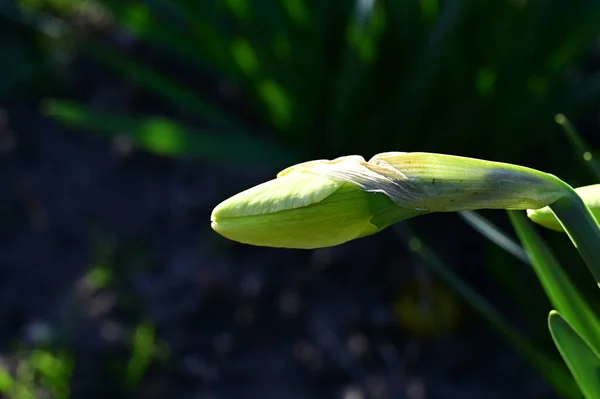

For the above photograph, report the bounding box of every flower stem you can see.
[550,187,600,283]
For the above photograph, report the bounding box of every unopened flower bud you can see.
[211,152,568,248]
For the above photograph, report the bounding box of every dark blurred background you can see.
[2,0,600,398]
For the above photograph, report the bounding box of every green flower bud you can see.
[211,152,568,248]
[211,156,424,248]
[527,184,600,232]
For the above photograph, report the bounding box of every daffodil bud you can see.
[211,152,568,248]
[211,156,424,249]
[527,184,600,232]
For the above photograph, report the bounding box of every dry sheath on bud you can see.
[211,152,568,248]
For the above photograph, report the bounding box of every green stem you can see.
[550,188,600,283]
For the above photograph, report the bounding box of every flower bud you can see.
[211,152,568,248]
[211,156,424,248]
[527,184,600,232]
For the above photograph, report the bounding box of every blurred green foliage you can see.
[124,322,161,390]
[0,346,73,399]
[0,322,165,399]
[2,0,600,166]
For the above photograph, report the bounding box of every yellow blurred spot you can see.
[584,152,593,162]
[394,280,461,336]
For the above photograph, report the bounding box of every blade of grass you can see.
[549,311,600,399]
[555,113,600,181]
[458,210,530,265]
[392,224,579,399]
[508,210,600,355]
[42,99,299,168]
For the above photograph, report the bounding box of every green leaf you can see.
[42,99,298,168]
[548,190,600,284]
[508,210,600,356]
[549,311,600,399]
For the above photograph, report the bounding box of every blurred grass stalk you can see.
[549,311,600,399]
